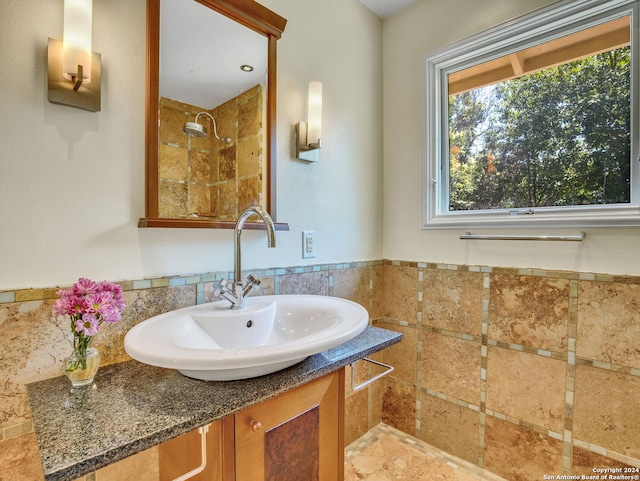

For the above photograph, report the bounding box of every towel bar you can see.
[460,232,585,241]
[350,357,394,391]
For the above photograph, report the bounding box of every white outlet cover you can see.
[302,231,316,258]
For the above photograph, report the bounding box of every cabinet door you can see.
[159,419,225,481]
[234,369,344,481]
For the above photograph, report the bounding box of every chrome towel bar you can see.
[351,357,394,391]
[460,232,585,241]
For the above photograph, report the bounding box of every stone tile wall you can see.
[158,84,263,219]
[0,262,381,481]
[2,259,638,480]
[375,261,640,480]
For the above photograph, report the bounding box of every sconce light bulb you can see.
[307,81,322,145]
[62,0,93,83]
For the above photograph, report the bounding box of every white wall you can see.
[382,0,640,275]
[265,0,384,270]
[0,0,383,290]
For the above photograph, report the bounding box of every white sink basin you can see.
[124,295,369,380]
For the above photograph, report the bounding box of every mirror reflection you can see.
[157,0,268,220]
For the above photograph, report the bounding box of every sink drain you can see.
[246,320,253,328]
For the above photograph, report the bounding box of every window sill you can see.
[423,205,640,229]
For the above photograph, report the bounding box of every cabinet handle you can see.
[250,419,262,432]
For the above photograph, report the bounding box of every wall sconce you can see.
[295,81,322,162]
[47,0,101,112]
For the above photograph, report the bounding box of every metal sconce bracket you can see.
[295,121,321,162]
[47,38,102,112]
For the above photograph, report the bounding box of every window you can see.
[423,0,639,228]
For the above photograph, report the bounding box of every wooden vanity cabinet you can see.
[159,369,345,481]
[234,369,344,481]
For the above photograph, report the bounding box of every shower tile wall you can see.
[158,84,263,219]
[1,260,639,480]
[376,261,640,480]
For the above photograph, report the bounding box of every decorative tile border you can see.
[479,271,490,468]
[424,325,482,344]
[416,267,425,433]
[424,387,481,412]
[573,439,640,469]
[382,259,640,284]
[563,278,579,473]
[0,261,382,302]
[4,259,639,303]
[1,420,33,442]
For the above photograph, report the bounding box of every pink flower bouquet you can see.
[54,277,125,355]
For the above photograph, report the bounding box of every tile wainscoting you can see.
[0,262,383,481]
[1,260,639,480]
[375,261,640,481]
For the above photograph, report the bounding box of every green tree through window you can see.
[448,46,631,211]
[424,0,639,228]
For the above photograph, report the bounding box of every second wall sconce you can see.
[295,81,322,162]
[47,0,101,112]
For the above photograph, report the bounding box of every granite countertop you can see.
[27,325,402,481]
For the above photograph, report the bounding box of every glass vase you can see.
[65,347,100,387]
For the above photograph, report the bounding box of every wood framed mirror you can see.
[139,0,287,229]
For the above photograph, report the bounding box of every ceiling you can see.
[359,0,419,18]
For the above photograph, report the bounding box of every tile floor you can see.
[345,424,507,481]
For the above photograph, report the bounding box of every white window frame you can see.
[422,0,640,229]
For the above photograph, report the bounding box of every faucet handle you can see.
[246,275,261,291]
[213,278,228,297]
[242,275,261,298]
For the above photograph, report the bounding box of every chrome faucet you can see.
[214,206,276,309]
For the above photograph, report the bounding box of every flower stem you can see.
[68,330,93,372]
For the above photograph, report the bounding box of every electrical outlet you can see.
[302,231,316,258]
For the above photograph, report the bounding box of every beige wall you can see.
[382,0,640,275]
[0,0,383,477]
[0,0,384,290]
[0,0,382,474]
